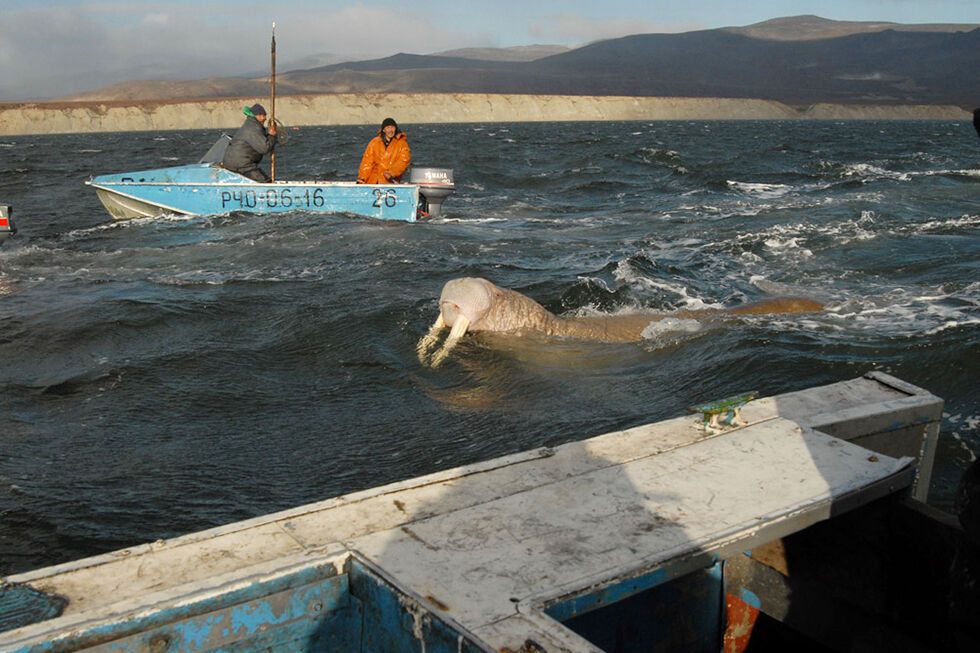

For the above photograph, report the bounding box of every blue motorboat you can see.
[86,137,455,223]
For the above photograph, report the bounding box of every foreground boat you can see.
[2,373,975,652]
[86,138,455,223]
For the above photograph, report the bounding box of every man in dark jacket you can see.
[222,103,278,182]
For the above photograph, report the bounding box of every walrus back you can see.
[729,297,824,315]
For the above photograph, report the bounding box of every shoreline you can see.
[0,93,971,136]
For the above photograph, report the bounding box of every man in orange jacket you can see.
[357,117,411,184]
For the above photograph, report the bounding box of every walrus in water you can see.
[417,277,824,367]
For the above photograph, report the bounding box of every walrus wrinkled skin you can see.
[417,277,824,367]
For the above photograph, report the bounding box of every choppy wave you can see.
[902,214,980,234]
[840,162,912,182]
[640,316,703,340]
[917,168,980,179]
[61,213,200,239]
[2,120,978,575]
[726,180,794,198]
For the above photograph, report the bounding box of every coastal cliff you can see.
[0,93,971,136]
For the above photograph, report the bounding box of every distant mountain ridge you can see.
[724,14,979,40]
[62,15,980,107]
[431,45,571,62]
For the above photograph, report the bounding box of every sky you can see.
[2,0,979,101]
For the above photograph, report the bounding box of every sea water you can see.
[0,120,977,574]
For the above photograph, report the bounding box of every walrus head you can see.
[439,277,497,329]
[417,278,502,368]
[418,277,558,367]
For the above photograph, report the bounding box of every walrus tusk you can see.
[416,314,446,364]
[429,315,470,368]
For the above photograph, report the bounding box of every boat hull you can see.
[0,374,950,652]
[0,203,15,245]
[87,164,420,222]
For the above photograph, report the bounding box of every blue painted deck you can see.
[86,164,420,222]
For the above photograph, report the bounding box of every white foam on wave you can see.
[915,168,980,179]
[907,151,948,165]
[795,282,980,338]
[62,213,198,239]
[718,266,980,344]
[435,216,507,224]
[679,202,769,219]
[0,245,154,284]
[732,211,878,255]
[763,235,813,257]
[637,147,678,157]
[950,431,978,462]
[677,192,839,221]
[612,258,723,310]
[726,180,793,198]
[635,147,681,168]
[840,162,911,182]
[640,317,703,340]
[150,258,333,286]
[524,216,565,224]
[907,214,980,233]
[750,276,828,300]
[947,412,980,432]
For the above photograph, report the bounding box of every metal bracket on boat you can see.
[689,391,758,434]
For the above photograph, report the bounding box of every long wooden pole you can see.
[270,22,277,181]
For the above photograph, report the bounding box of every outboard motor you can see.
[410,168,455,218]
[199,134,232,164]
[0,204,15,246]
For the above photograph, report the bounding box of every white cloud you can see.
[141,13,171,27]
[528,13,698,44]
[0,2,478,100]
